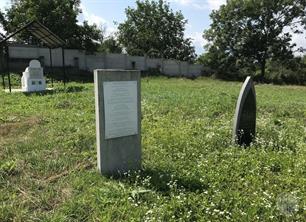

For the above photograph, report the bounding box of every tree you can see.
[3,0,103,51]
[117,0,196,62]
[0,10,7,36]
[77,21,103,53]
[203,0,306,80]
[98,36,123,54]
[5,0,80,47]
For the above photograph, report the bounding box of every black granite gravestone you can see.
[233,76,256,146]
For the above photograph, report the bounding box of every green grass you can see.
[0,77,305,221]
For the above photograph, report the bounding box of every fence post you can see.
[5,45,11,92]
[0,46,5,89]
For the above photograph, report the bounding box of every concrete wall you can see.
[147,58,162,69]
[106,53,126,70]
[8,44,204,77]
[163,59,181,76]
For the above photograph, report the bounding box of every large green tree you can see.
[76,21,103,52]
[117,0,196,62]
[3,0,103,51]
[98,36,123,54]
[203,0,306,80]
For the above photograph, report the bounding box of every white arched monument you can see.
[21,60,46,92]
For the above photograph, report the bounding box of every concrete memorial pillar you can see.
[94,69,141,175]
[233,76,256,146]
[21,60,46,92]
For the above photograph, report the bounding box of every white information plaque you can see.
[103,81,138,139]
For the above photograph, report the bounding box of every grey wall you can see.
[8,44,204,77]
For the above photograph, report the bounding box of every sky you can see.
[0,0,305,56]
[76,0,226,55]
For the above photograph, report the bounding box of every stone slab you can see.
[233,76,256,146]
[94,69,141,176]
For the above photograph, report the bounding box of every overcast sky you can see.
[0,0,305,56]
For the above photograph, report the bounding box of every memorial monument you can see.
[21,60,46,92]
[233,76,256,146]
[94,69,141,175]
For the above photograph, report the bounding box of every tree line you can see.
[0,0,122,54]
[0,0,196,62]
[0,0,306,84]
[200,0,306,84]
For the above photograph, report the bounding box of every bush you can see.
[198,52,306,85]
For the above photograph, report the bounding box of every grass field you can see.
[0,77,305,221]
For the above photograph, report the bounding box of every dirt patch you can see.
[0,116,43,138]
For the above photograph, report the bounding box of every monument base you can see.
[4,88,54,93]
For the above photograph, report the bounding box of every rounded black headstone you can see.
[233,76,256,146]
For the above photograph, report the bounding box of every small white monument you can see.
[21,60,46,92]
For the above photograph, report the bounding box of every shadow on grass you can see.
[22,89,57,96]
[109,167,209,194]
[56,85,88,93]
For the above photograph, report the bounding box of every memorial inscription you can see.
[103,81,138,139]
